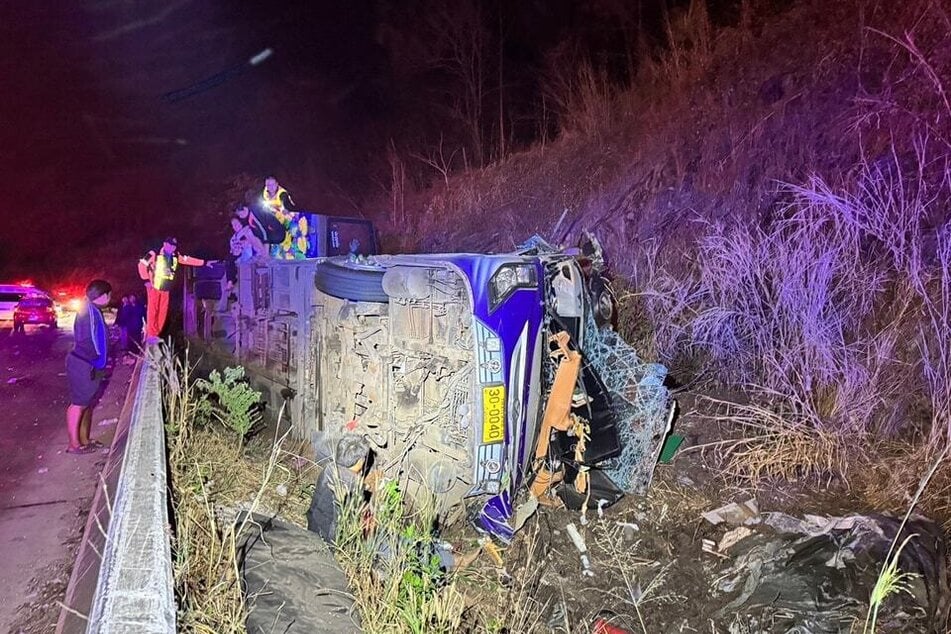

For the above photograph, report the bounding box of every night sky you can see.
[0,0,726,283]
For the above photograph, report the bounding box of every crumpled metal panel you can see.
[581,312,673,494]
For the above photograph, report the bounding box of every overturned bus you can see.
[184,219,673,541]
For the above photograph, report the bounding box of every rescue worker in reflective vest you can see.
[262,176,309,260]
[137,237,210,343]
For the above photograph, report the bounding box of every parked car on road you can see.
[0,284,51,324]
[13,295,58,332]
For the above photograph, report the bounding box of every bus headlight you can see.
[489,264,537,311]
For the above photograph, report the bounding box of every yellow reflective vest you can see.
[262,186,290,215]
[152,253,178,291]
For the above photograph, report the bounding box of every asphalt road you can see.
[0,316,133,632]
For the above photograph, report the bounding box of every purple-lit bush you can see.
[383,0,950,478]
[632,142,950,441]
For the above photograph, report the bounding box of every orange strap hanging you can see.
[529,331,583,506]
[533,331,581,461]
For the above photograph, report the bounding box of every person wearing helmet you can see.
[138,237,214,344]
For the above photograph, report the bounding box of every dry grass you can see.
[156,345,553,633]
[153,346,318,632]
[696,397,850,484]
[470,524,550,634]
[379,0,951,464]
[858,440,951,531]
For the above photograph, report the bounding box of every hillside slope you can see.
[371,0,951,505]
[380,1,942,257]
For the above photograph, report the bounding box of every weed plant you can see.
[329,465,560,633]
[330,471,466,633]
[153,346,315,632]
[195,366,263,448]
[862,445,948,633]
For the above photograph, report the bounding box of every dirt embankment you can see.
[369,0,951,495]
[351,2,951,629]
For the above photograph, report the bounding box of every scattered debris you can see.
[592,616,634,634]
[7,377,22,384]
[513,496,539,531]
[658,433,684,463]
[98,418,119,427]
[701,539,729,559]
[762,512,868,537]
[479,536,505,567]
[701,499,759,526]
[716,526,754,552]
[37,467,48,474]
[616,521,639,543]
[565,522,594,577]
[709,512,949,631]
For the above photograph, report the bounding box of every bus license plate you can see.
[482,385,506,444]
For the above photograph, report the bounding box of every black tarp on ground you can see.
[711,513,950,633]
[238,514,359,633]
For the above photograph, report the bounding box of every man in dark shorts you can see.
[65,279,112,454]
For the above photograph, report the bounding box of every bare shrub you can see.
[916,228,951,444]
[630,132,948,444]
[544,59,615,139]
[661,0,714,82]
[621,241,703,370]
[860,440,951,530]
[699,397,850,483]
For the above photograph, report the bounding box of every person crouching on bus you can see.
[138,237,212,344]
[262,176,308,260]
[65,279,112,454]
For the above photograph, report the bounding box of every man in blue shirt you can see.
[65,279,112,454]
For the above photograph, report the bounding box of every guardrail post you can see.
[58,356,176,633]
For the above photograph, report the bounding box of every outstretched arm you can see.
[177,254,207,267]
[238,225,266,256]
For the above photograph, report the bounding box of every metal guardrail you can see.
[56,357,176,633]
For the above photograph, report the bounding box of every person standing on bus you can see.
[138,237,211,344]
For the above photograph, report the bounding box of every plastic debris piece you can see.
[565,522,595,577]
[98,418,119,426]
[513,496,539,531]
[617,521,639,542]
[593,617,634,634]
[701,538,728,559]
[711,513,949,631]
[37,467,48,474]
[658,434,684,463]
[717,526,754,552]
[478,536,505,567]
[701,499,759,526]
